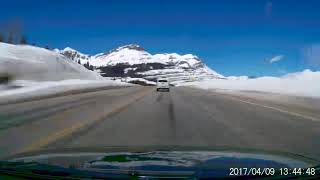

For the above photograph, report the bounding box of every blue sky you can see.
[1,0,320,76]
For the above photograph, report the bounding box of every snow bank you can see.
[227,76,249,80]
[125,78,156,86]
[0,79,130,104]
[137,69,185,76]
[181,69,320,97]
[0,43,132,102]
[0,42,102,81]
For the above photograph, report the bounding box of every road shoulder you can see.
[190,87,320,121]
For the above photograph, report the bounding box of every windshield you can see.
[0,0,320,179]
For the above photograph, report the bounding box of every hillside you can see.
[0,43,102,81]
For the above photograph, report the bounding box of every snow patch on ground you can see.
[180,69,320,97]
[227,76,249,80]
[124,67,138,74]
[125,78,156,85]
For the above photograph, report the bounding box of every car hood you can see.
[7,147,319,170]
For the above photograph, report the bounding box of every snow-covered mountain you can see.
[0,42,102,81]
[59,44,224,84]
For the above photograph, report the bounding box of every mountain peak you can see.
[104,44,145,55]
[58,44,224,82]
[119,44,144,51]
[63,47,77,52]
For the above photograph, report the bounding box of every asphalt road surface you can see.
[0,86,319,160]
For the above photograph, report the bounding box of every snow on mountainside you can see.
[0,42,102,81]
[55,47,91,65]
[92,44,158,66]
[59,44,224,84]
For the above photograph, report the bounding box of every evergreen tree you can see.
[20,35,27,44]
[86,62,90,69]
[89,65,94,71]
[0,33,4,42]
[7,32,14,44]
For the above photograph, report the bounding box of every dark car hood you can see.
[2,147,319,179]
[7,146,319,170]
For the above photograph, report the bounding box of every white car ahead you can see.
[156,78,170,92]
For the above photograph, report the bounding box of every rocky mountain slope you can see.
[59,44,224,84]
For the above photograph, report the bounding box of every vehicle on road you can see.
[1,147,319,179]
[156,78,170,92]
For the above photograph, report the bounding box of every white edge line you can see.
[220,94,319,122]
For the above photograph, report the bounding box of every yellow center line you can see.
[23,88,153,153]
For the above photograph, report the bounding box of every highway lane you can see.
[0,86,320,160]
[0,86,152,158]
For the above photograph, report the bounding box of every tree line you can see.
[0,31,28,44]
[0,31,54,50]
[0,20,52,49]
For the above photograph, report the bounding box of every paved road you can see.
[0,86,320,160]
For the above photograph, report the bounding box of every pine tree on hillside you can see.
[0,33,4,42]
[84,62,90,69]
[7,32,14,44]
[89,65,94,71]
[20,35,27,44]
